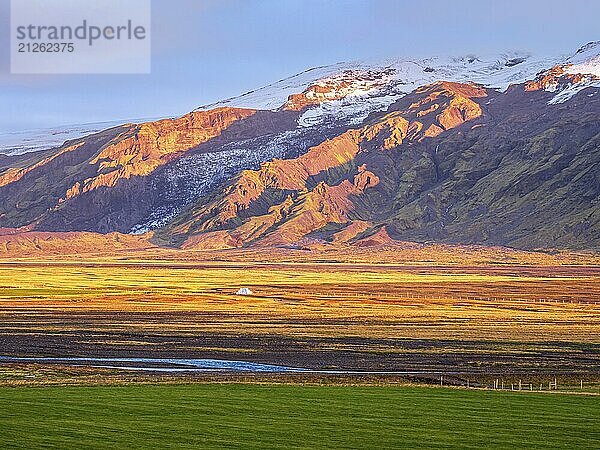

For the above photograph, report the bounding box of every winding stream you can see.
[0,356,455,375]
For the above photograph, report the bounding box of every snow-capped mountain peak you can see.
[195,50,562,115]
[566,41,600,77]
[192,49,575,128]
[526,42,600,104]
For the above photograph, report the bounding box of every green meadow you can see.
[0,384,598,449]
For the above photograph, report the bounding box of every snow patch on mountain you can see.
[308,68,396,98]
[565,41,600,80]
[547,41,600,103]
[298,94,400,127]
[548,79,600,104]
[566,56,600,77]
[194,50,567,131]
[568,41,600,65]
[298,52,570,127]
[0,121,123,156]
[196,51,560,114]
[0,117,165,156]
[195,63,358,111]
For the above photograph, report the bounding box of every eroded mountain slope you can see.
[160,79,600,250]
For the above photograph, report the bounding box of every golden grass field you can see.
[1,248,600,341]
[1,244,599,384]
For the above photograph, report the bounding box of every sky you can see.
[1,0,599,131]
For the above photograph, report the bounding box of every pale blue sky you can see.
[1,0,599,131]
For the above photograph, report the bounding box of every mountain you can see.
[160,77,600,250]
[1,43,599,251]
[161,81,488,247]
[0,227,154,257]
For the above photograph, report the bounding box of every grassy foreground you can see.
[0,385,598,449]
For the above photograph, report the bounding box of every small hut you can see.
[236,287,253,295]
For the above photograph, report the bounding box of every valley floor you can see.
[0,247,599,385]
[1,247,599,447]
